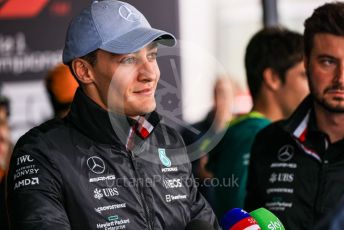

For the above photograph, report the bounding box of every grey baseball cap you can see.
[63,0,176,64]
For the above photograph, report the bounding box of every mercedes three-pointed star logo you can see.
[277,145,294,162]
[119,5,140,22]
[87,156,106,174]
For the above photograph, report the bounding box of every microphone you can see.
[185,219,215,230]
[249,208,285,230]
[220,208,260,230]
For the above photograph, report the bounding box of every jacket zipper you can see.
[128,150,153,230]
[313,137,329,221]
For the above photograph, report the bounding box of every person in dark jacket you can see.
[6,1,219,229]
[207,27,308,218]
[245,2,344,229]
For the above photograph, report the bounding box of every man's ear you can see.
[262,68,282,91]
[71,59,94,84]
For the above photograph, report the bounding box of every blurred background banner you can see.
[0,0,89,140]
[0,0,89,82]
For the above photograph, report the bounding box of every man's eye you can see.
[121,57,136,64]
[147,53,157,61]
[320,58,335,66]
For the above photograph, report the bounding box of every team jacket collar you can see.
[67,88,161,146]
[282,95,313,135]
[282,95,328,162]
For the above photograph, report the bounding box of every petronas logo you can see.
[158,148,171,167]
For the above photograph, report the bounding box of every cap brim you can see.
[100,27,176,54]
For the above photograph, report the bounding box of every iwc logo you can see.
[277,145,294,162]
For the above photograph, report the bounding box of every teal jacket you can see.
[207,112,270,218]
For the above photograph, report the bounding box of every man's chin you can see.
[142,105,156,115]
[129,104,156,117]
[316,97,344,113]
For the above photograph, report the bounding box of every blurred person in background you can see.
[45,63,79,118]
[207,26,309,218]
[0,95,11,230]
[245,2,344,229]
[181,76,235,207]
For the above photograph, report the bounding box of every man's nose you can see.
[138,61,157,82]
[334,61,344,84]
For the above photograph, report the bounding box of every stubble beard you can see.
[311,83,344,113]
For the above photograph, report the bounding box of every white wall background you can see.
[179,0,218,123]
[179,0,332,123]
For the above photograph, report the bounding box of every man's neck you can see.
[251,96,284,122]
[314,103,344,143]
[213,108,232,132]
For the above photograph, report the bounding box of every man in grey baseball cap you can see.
[6,0,220,229]
[63,0,175,64]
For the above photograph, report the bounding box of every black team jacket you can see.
[245,95,344,229]
[7,89,219,230]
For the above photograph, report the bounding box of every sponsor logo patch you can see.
[16,154,34,166]
[89,175,116,183]
[14,164,39,180]
[94,187,119,200]
[159,148,171,167]
[269,173,294,183]
[14,177,39,190]
[95,203,127,214]
[163,178,182,189]
[165,194,187,202]
[96,218,130,229]
[161,167,178,173]
[277,145,294,162]
[87,156,106,174]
